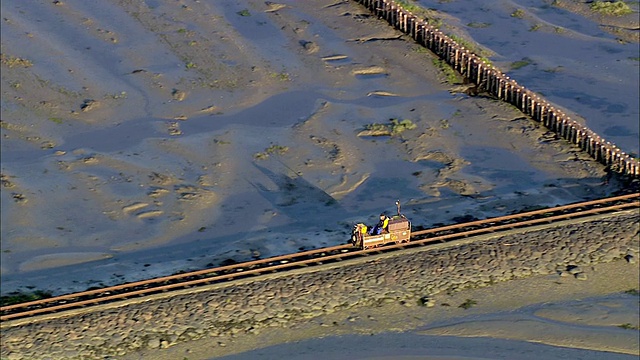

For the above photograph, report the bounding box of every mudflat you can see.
[2,0,636,296]
[1,1,638,359]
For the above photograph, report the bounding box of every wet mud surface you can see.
[0,1,637,296]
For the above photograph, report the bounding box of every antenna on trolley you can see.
[396,200,401,216]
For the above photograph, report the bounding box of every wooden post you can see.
[594,138,602,161]
[538,101,546,123]
[559,118,566,138]
[451,46,457,72]
[555,111,563,133]
[408,14,415,38]
[461,50,468,76]
[546,108,554,129]
[389,4,395,24]
[487,68,494,94]
[485,65,491,92]
[511,85,517,107]
[443,40,450,64]
[530,97,538,121]
[402,11,407,32]
[524,90,534,117]
[449,43,455,67]
[569,123,577,143]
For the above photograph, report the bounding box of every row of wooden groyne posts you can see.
[355,0,639,177]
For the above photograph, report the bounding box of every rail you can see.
[1,193,637,322]
[353,0,639,177]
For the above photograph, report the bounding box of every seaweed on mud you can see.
[458,299,477,309]
[0,54,33,68]
[510,58,533,70]
[590,1,634,16]
[432,59,461,84]
[361,119,417,137]
[254,144,289,160]
[0,290,52,307]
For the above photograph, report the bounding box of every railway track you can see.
[1,193,638,322]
